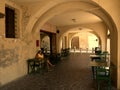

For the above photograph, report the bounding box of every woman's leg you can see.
[46,62,50,70]
[47,60,53,66]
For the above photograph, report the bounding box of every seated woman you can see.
[35,50,55,71]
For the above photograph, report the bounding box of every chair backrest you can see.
[96,67,110,78]
[99,51,110,62]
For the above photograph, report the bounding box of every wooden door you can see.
[50,33,57,54]
[40,30,57,55]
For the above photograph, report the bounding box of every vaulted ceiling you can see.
[13,0,102,27]
[48,10,102,26]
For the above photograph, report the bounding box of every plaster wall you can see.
[0,0,5,36]
[0,0,4,13]
[19,0,50,16]
[0,1,56,86]
[41,22,56,33]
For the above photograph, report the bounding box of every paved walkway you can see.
[0,53,117,90]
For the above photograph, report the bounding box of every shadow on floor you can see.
[0,53,117,90]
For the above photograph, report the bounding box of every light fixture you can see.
[78,28,82,30]
[56,30,60,34]
[0,12,5,18]
[96,39,98,41]
[56,27,60,34]
[72,18,76,23]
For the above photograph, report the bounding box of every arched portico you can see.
[57,26,105,53]
[25,0,118,88]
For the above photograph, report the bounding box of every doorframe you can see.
[40,30,57,55]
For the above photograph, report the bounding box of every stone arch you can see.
[69,31,99,52]
[61,30,100,47]
[31,1,101,33]
[25,1,117,42]
[58,26,104,52]
[25,0,118,87]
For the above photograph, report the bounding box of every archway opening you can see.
[28,0,117,88]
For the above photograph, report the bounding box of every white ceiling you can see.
[13,0,102,27]
[13,0,43,3]
[48,10,102,26]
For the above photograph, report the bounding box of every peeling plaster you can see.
[0,48,19,68]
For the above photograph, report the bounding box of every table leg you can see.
[92,66,96,79]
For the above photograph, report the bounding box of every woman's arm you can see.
[38,53,44,59]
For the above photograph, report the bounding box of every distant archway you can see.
[71,36,79,49]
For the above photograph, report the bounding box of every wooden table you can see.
[89,61,109,79]
[89,54,109,79]
[89,61,108,66]
[90,54,103,61]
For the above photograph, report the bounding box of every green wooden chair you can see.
[27,58,44,74]
[96,66,111,90]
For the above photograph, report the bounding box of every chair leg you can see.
[108,80,111,90]
[97,81,100,90]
